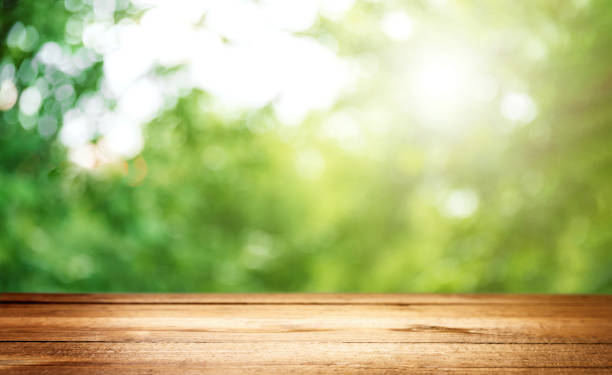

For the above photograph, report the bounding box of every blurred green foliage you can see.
[1,0,611,292]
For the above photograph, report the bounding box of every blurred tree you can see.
[0,0,611,293]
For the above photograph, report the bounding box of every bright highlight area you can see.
[0,80,18,110]
[58,0,354,166]
[381,11,414,41]
[500,92,538,124]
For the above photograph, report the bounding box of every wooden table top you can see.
[1,293,611,374]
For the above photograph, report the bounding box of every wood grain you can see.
[1,294,611,374]
[3,293,610,304]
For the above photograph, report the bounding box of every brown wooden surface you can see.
[1,293,611,374]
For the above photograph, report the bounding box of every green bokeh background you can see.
[1,0,611,292]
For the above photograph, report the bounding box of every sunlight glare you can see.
[381,12,414,41]
[19,86,42,116]
[409,48,478,128]
[500,91,537,124]
[0,80,18,111]
[62,0,355,168]
[440,189,479,218]
[414,55,470,103]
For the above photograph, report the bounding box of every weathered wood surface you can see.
[1,293,611,374]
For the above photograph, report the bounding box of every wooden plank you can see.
[0,294,610,373]
[1,342,611,368]
[2,365,612,375]
[1,303,611,343]
[2,293,610,304]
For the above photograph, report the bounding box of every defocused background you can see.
[1,0,611,293]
